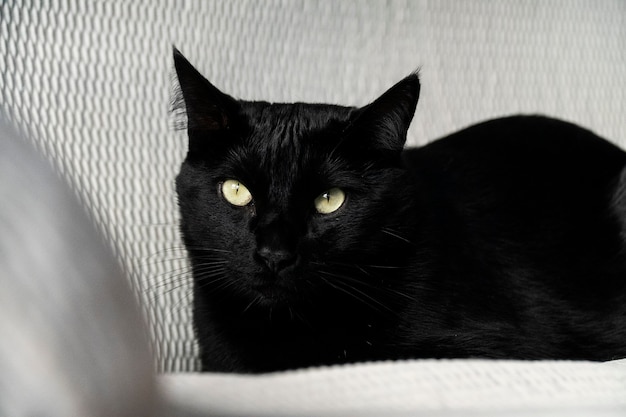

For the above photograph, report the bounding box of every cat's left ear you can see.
[349,73,420,152]
[172,47,239,132]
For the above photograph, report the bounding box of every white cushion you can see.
[161,359,626,416]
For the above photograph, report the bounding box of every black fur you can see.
[173,49,626,373]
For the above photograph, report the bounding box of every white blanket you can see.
[161,359,626,416]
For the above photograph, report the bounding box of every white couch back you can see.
[1,0,624,371]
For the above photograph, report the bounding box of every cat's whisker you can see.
[317,274,384,314]
[196,271,241,296]
[365,264,405,270]
[168,271,233,311]
[268,305,275,322]
[143,277,194,306]
[194,270,232,287]
[312,259,404,271]
[190,260,230,268]
[144,245,188,253]
[184,246,232,254]
[317,271,395,314]
[195,274,229,289]
[319,267,414,305]
[141,246,230,264]
[139,257,193,268]
[147,277,189,292]
[147,261,228,288]
[170,289,195,311]
[145,261,231,310]
[143,270,193,293]
[362,161,377,172]
[292,307,312,328]
[381,228,416,246]
[356,265,372,277]
[340,275,414,302]
[150,263,195,279]
[139,246,192,263]
[310,260,414,303]
[192,264,229,281]
[242,295,263,314]
[155,279,192,296]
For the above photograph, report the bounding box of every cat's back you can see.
[397,117,626,361]
[407,115,626,210]
[409,115,625,177]
[404,115,626,295]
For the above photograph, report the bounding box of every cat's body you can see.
[398,116,626,361]
[173,50,626,373]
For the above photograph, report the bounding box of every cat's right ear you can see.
[172,48,239,132]
[347,72,420,153]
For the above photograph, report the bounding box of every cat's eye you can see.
[221,179,253,207]
[314,188,346,214]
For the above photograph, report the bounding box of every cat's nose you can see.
[255,246,296,274]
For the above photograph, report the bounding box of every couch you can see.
[1,1,625,415]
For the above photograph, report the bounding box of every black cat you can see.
[173,49,626,373]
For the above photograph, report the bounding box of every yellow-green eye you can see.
[221,179,253,207]
[314,187,345,214]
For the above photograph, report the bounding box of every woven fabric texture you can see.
[1,0,625,372]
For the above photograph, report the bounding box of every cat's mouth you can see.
[249,282,292,307]
[249,270,296,306]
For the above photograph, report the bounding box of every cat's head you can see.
[173,49,420,312]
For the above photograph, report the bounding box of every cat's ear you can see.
[349,73,420,152]
[172,47,239,132]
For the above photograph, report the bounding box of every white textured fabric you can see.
[1,0,625,374]
[161,360,626,416]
